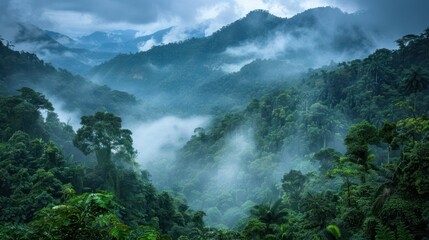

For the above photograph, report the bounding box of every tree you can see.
[344,121,379,183]
[73,112,135,168]
[379,122,399,163]
[402,66,429,114]
[281,170,307,209]
[30,191,160,239]
[364,49,394,94]
[249,199,287,234]
[299,191,337,229]
[329,156,361,206]
[17,87,54,111]
[73,112,136,194]
[0,95,47,140]
[313,148,341,174]
[303,103,337,150]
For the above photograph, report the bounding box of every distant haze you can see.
[1,0,428,39]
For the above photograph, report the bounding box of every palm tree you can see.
[250,199,287,233]
[371,159,405,216]
[402,66,429,114]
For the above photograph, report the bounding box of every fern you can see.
[396,223,413,240]
[375,224,394,240]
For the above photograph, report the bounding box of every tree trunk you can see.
[95,147,112,168]
[345,177,352,207]
[95,147,118,195]
[387,145,391,163]
[323,135,327,149]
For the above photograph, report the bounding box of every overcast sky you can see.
[1,0,428,37]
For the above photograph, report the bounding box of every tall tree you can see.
[344,121,379,183]
[17,87,54,111]
[281,170,307,209]
[73,112,135,193]
[250,199,287,230]
[73,112,135,168]
[402,66,429,114]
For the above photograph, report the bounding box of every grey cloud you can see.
[2,0,211,26]
[342,0,429,37]
[2,0,429,42]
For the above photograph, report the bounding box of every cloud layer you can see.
[2,0,428,46]
[1,0,353,37]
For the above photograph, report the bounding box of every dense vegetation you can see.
[1,13,429,240]
[0,89,207,239]
[0,40,136,116]
[152,28,429,238]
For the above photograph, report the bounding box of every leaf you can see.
[326,225,341,239]
[396,223,413,240]
[375,224,394,240]
[63,219,70,226]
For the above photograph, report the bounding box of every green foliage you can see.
[30,191,162,239]
[300,191,337,229]
[326,225,341,239]
[344,121,379,182]
[0,41,136,116]
[2,24,429,240]
[0,224,34,240]
[250,199,287,226]
[313,148,341,174]
[0,129,78,224]
[396,223,413,240]
[73,112,135,164]
[0,89,207,239]
[242,218,266,239]
[281,170,307,209]
[402,66,429,94]
[17,87,54,111]
[375,224,395,240]
[157,29,429,238]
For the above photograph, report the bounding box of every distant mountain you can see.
[3,23,116,74]
[89,8,376,115]
[3,23,206,74]
[74,27,205,53]
[79,30,138,45]
[0,40,137,116]
[75,28,172,53]
[45,30,77,47]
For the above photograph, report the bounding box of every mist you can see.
[221,13,376,75]
[127,116,210,166]
[48,97,82,130]
[186,128,257,228]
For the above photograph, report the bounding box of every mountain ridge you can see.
[88,7,375,115]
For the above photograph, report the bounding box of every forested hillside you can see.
[0,40,137,116]
[0,89,208,239]
[1,23,118,74]
[151,28,429,238]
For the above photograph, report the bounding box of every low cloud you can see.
[48,97,82,131]
[127,116,210,167]
[1,0,352,38]
[222,26,373,73]
[210,130,255,189]
[137,38,157,52]
[218,59,254,73]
